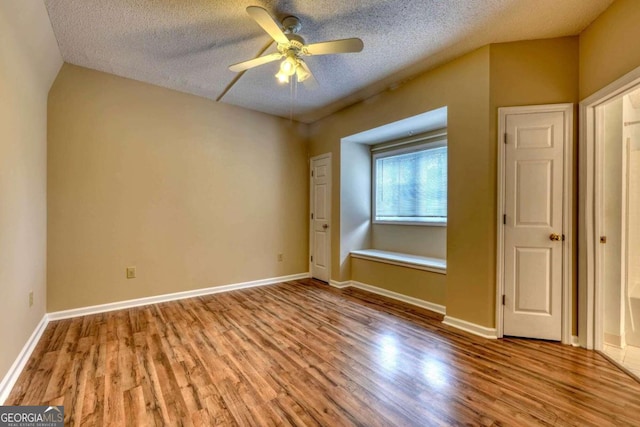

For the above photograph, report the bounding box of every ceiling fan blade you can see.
[246,6,289,45]
[305,38,364,56]
[218,40,274,102]
[229,52,282,72]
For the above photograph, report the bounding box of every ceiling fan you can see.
[228,6,364,85]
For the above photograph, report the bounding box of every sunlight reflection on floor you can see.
[377,333,399,370]
[421,358,449,389]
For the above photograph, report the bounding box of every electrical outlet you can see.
[126,267,136,279]
[277,253,284,262]
[29,291,33,308]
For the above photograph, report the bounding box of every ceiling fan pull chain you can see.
[289,76,294,122]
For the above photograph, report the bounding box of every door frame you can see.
[496,103,574,344]
[579,66,640,350]
[309,153,332,281]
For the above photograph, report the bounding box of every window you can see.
[373,141,447,225]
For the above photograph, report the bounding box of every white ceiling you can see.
[44,0,613,123]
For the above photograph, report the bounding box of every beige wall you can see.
[4,3,636,380]
[371,225,446,259]
[442,48,492,327]
[47,64,309,311]
[490,37,580,332]
[580,0,640,100]
[490,38,579,109]
[352,259,446,306]
[0,2,62,385]
[310,47,493,326]
[338,139,372,281]
[311,38,582,329]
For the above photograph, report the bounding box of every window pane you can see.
[375,146,447,222]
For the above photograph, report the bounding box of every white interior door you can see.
[502,110,566,341]
[310,155,331,282]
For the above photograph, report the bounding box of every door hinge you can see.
[311,170,314,177]
[504,133,507,144]
[311,213,314,219]
[502,295,506,306]
[310,255,313,262]
[562,234,565,241]
[503,214,506,225]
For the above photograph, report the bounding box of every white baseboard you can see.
[48,272,311,321]
[442,316,498,339]
[329,280,351,289]
[348,280,447,315]
[571,335,580,347]
[603,332,624,348]
[337,280,498,340]
[0,315,49,404]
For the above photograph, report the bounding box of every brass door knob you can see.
[322,224,329,229]
[549,233,560,241]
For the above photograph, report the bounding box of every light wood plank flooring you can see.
[7,279,640,426]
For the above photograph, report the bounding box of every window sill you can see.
[373,220,447,227]
[350,249,446,274]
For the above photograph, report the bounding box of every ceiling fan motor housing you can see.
[285,34,305,49]
[282,15,302,34]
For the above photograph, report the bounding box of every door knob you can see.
[322,224,329,229]
[549,233,560,241]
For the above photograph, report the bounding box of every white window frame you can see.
[372,138,448,226]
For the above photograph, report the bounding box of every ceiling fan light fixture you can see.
[275,70,290,84]
[280,54,298,76]
[296,63,310,82]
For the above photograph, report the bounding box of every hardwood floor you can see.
[7,279,640,426]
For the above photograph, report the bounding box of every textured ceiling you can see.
[44,0,613,123]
